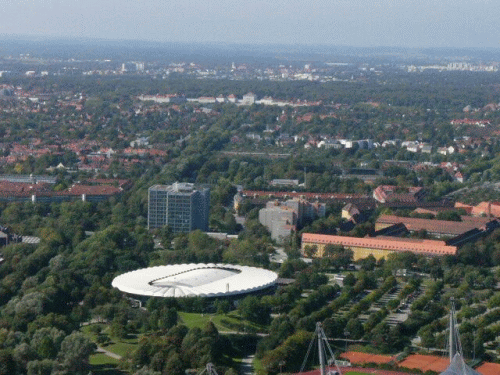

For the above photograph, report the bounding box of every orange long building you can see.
[301,233,457,261]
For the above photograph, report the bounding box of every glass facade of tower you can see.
[148,183,210,233]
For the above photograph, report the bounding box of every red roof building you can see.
[373,185,425,204]
[472,201,500,218]
[301,233,457,261]
[242,190,369,201]
[375,214,495,237]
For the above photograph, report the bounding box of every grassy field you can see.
[89,353,125,374]
[103,339,138,358]
[90,353,120,366]
[178,311,266,333]
[81,325,139,354]
[81,324,138,374]
[253,357,266,375]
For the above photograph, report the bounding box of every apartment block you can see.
[148,182,210,233]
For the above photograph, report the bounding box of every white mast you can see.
[300,323,342,375]
[198,363,219,375]
[318,323,326,375]
[449,297,456,362]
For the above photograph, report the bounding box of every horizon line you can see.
[1,33,500,52]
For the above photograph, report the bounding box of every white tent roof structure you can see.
[440,353,481,375]
[112,263,278,298]
[440,299,481,375]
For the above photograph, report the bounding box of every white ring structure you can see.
[112,263,278,298]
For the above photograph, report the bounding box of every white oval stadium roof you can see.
[112,263,278,298]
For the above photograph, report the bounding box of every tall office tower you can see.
[148,182,210,233]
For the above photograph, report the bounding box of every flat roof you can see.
[112,263,278,298]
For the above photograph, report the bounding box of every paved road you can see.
[80,318,108,326]
[240,355,255,375]
[270,247,288,263]
[219,330,269,337]
[96,346,122,360]
[234,214,246,226]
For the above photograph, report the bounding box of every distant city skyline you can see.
[1,0,499,49]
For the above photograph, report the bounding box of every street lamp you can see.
[279,360,286,375]
[344,330,350,352]
[473,331,476,360]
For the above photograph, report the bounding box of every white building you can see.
[241,92,257,105]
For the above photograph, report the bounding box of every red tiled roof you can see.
[373,185,424,203]
[85,178,132,188]
[376,214,493,236]
[455,202,474,214]
[242,190,369,200]
[66,184,121,196]
[302,233,457,256]
[451,118,490,125]
[0,181,122,199]
[460,215,493,224]
[471,201,500,218]
[0,181,50,194]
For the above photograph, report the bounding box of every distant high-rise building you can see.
[258,198,326,243]
[134,62,145,71]
[148,182,210,233]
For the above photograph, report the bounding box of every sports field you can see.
[340,369,419,375]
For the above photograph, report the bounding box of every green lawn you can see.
[81,323,107,338]
[253,357,266,375]
[90,353,120,366]
[102,340,137,358]
[89,353,126,375]
[178,311,267,333]
[81,324,139,359]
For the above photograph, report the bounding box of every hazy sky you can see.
[1,0,499,48]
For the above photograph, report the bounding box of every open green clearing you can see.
[81,324,139,359]
[89,353,125,375]
[178,311,267,333]
[89,353,120,366]
[253,357,266,375]
[103,340,138,358]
